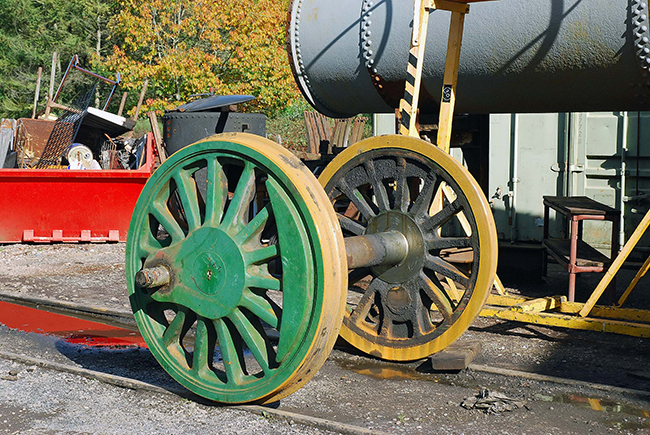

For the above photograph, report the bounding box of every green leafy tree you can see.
[0,0,112,118]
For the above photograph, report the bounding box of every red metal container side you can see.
[0,133,154,243]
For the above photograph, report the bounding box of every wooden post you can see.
[133,79,149,121]
[44,52,57,118]
[436,9,467,153]
[617,255,650,307]
[148,111,166,164]
[32,67,42,119]
[118,92,128,117]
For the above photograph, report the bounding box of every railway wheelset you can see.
[126,132,497,404]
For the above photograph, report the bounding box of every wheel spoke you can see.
[204,157,228,226]
[151,200,185,244]
[229,309,272,375]
[247,271,281,291]
[418,272,454,321]
[424,255,470,288]
[222,162,256,233]
[413,301,434,336]
[421,199,463,232]
[378,305,394,337]
[138,230,164,259]
[236,204,270,245]
[240,289,279,329]
[410,172,438,217]
[245,244,278,265]
[338,178,376,220]
[214,318,244,385]
[348,267,371,285]
[364,159,390,211]
[162,307,188,348]
[394,157,409,212]
[349,278,386,326]
[192,318,213,375]
[173,169,201,232]
[337,213,366,235]
[426,236,472,251]
[349,288,375,326]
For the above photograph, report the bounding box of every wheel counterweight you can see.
[319,135,498,361]
[126,133,347,404]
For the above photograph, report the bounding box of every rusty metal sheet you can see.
[14,119,55,168]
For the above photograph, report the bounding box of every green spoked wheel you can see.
[319,135,497,361]
[126,133,347,404]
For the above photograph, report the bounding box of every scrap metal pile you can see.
[0,55,149,172]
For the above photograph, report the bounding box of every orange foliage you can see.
[100,0,298,116]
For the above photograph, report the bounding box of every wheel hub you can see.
[366,211,425,283]
[150,227,246,319]
[193,251,228,295]
[384,286,413,320]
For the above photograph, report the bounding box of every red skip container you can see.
[0,133,154,243]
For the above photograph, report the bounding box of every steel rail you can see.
[0,292,136,331]
[0,350,380,435]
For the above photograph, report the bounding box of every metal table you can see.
[542,196,620,302]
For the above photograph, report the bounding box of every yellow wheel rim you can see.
[319,135,497,361]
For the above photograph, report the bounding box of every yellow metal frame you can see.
[482,206,650,338]
[482,294,650,338]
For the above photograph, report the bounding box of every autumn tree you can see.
[100,0,299,117]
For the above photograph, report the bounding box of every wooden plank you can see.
[303,112,318,154]
[429,0,470,14]
[133,79,149,121]
[430,340,481,371]
[350,117,367,145]
[331,119,344,146]
[512,296,565,313]
[320,113,332,139]
[32,67,42,119]
[543,196,618,217]
[559,302,650,323]
[44,52,57,119]
[117,92,128,117]
[481,305,650,338]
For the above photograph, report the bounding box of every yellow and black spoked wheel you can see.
[319,135,497,361]
[126,133,347,404]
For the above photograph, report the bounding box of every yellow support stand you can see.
[398,0,505,296]
[398,0,471,141]
[579,207,650,317]
[435,3,468,153]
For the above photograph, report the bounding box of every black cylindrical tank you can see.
[288,0,650,117]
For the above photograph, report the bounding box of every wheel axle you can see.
[344,231,409,269]
[135,265,170,289]
[136,230,410,285]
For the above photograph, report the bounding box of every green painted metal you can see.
[126,135,339,404]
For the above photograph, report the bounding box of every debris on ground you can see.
[2,369,19,381]
[461,388,528,414]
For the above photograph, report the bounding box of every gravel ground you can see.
[1,243,650,433]
[0,355,333,434]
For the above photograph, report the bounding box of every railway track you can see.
[1,292,650,432]
[1,291,649,397]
